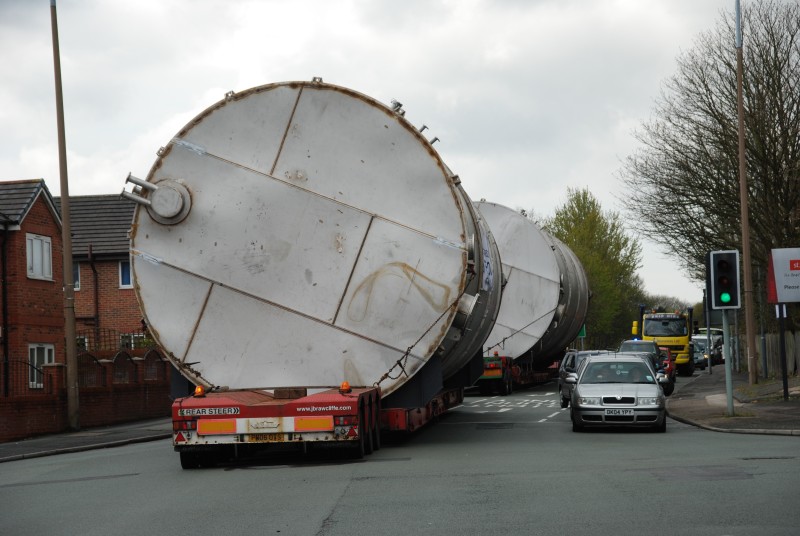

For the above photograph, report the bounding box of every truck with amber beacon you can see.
[632,308,694,376]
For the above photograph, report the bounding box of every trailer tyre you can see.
[372,401,381,452]
[350,406,366,459]
[180,451,203,470]
[501,373,512,396]
[363,405,374,456]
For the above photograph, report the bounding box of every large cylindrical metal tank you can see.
[126,80,501,397]
[475,201,590,368]
[531,235,590,362]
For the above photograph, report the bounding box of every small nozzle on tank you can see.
[122,173,191,225]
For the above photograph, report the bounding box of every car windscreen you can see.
[581,362,655,384]
[644,318,687,336]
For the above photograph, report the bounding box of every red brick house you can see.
[0,179,174,442]
[56,194,150,352]
[0,180,65,400]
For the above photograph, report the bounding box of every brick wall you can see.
[74,259,143,337]
[0,355,172,442]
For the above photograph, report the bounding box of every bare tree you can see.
[619,0,800,311]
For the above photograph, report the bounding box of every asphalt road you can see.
[1,382,798,536]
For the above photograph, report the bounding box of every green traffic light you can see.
[720,292,731,303]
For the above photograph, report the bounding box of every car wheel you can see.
[571,410,583,432]
[655,417,667,433]
[662,381,675,396]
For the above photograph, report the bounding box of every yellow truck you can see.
[632,309,695,376]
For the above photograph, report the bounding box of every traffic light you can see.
[708,250,741,309]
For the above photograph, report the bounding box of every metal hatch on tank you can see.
[122,79,502,398]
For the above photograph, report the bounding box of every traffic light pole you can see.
[722,310,735,416]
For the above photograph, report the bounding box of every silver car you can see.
[566,355,668,433]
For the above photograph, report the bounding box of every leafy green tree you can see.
[541,188,644,349]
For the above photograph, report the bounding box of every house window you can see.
[119,259,132,288]
[120,333,146,350]
[26,234,53,280]
[73,261,81,291]
[76,336,89,352]
[29,343,55,388]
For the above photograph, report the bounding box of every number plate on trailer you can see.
[483,369,502,377]
[248,433,284,442]
[604,408,634,416]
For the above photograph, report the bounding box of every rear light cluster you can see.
[173,420,197,432]
[334,415,359,426]
[486,362,501,369]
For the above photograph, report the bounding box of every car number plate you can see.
[248,433,284,443]
[604,408,634,416]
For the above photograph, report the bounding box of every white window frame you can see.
[26,233,53,281]
[119,259,132,288]
[76,335,89,352]
[73,261,81,291]
[28,343,55,388]
[120,333,145,350]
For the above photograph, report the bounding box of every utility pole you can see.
[50,0,79,430]
[735,0,758,384]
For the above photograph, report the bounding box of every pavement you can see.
[665,365,800,435]
[1,368,798,464]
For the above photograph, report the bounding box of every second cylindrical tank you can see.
[475,201,590,368]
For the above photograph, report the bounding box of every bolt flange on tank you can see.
[122,173,192,225]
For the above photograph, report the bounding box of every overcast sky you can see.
[1,0,740,304]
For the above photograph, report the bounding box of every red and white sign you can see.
[767,248,800,303]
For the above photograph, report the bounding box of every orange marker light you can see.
[339,381,352,394]
[193,385,206,397]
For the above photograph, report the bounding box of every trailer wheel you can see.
[180,451,201,470]
[363,405,374,456]
[371,400,381,452]
[500,373,512,396]
[349,406,366,459]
